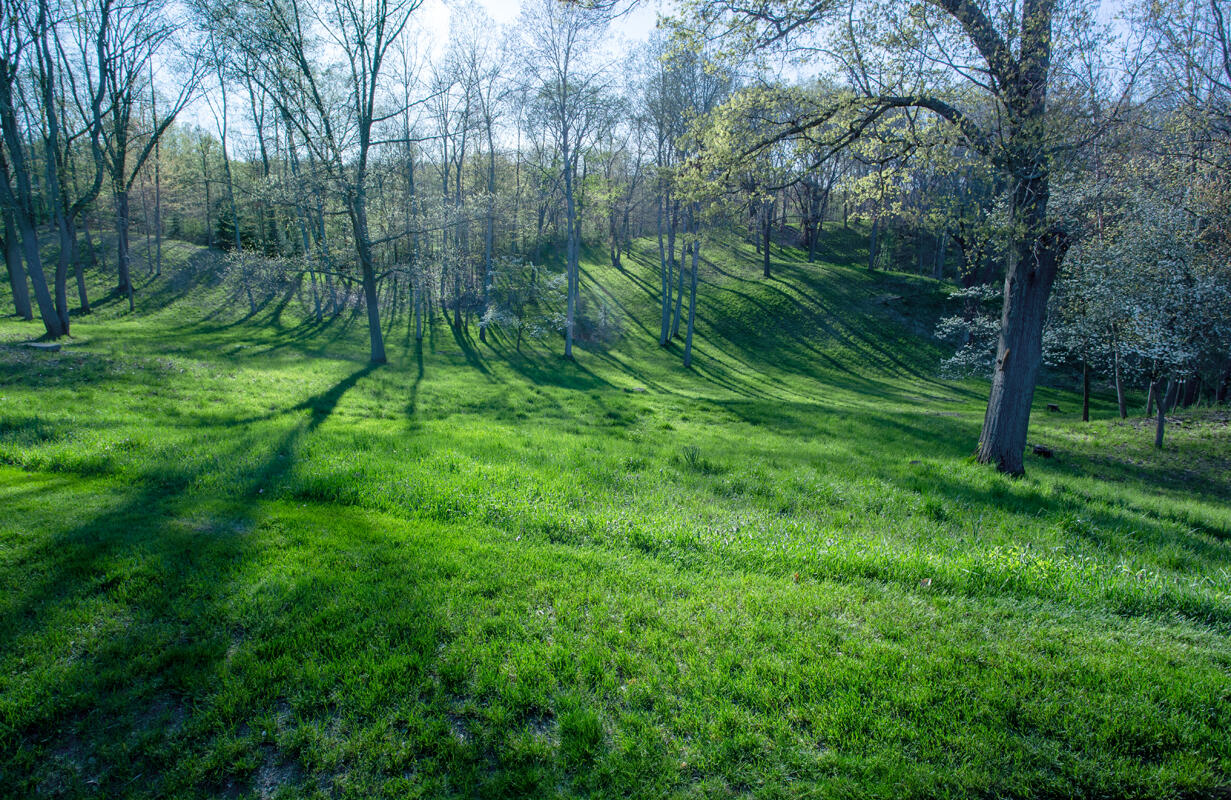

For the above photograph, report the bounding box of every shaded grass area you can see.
[3,472,1229,800]
[0,232,1229,798]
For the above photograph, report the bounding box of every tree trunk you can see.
[47,195,71,334]
[1181,376,1200,408]
[762,199,772,278]
[223,151,241,253]
[672,241,685,338]
[563,144,578,359]
[1216,357,1230,405]
[1154,377,1170,448]
[933,234,946,280]
[414,274,423,342]
[867,216,880,271]
[14,212,62,337]
[657,194,671,346]
[153,138,162,275]
[71,220,89,314]
[1113,348,1127,419]
[1081,359,1090,422]
[683,219,700,368]
[480,127,495,344]
[348,193,386,364]
[1164,379,1180,411]
[139,167,154,271]
[2,210,32,320]
[975,173,1065,475]
[115,187,135,311]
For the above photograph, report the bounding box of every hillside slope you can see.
[1,236,1228,799]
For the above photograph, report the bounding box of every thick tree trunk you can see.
[0,77,42,327]
[14,214,63,337]
[348,193,386,364]
[975,175,1064,475]
[3,210,32,320]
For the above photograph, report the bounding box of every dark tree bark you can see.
[976,209,1066,474]
[1081,359,1090,422]
[347,191,386,364]
[0,63,63,338]
[1154,377,1171,448]
[2,209,32,320]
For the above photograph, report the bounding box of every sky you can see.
[180,0,672,137]
[180,0,1129,149]
[417,0,669,50]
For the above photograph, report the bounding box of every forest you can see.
[1,0,1230,797]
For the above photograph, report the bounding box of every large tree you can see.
[680,0,1114,474]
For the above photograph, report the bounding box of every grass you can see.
[0,231,1228,798]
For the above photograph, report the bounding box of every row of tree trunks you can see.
[0,62,64,339]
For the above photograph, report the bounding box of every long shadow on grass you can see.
[0,361,391,796]
[0,441,288,795]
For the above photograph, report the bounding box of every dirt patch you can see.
[254,745,305,800]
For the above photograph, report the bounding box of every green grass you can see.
[0,232,1228,798]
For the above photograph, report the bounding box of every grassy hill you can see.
[1,233,1228,799]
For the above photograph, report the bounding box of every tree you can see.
[517,0,613,359]
[679,0,1121,474]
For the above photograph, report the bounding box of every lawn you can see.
[1,234,1228,798]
